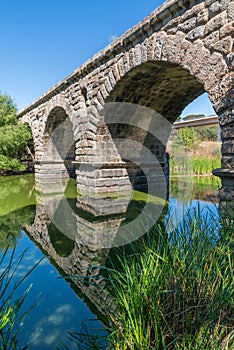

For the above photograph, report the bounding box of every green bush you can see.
[0,92,32,172]
[171,127,197,154]
[195,126,218,142]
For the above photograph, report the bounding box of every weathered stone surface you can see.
[185,25,205,40]
[219,107,234,126]
[222,139,234,154]
[178,17,197,33]
[227,2,234,20]
[209,2,223,17]
[220,20,234,38]
[18,0,234,201]
[197,8,209,24]
[226,53,234,68]
[222,155,234,168]
[203,30,220,49]
[204,12,227,35]
[221,124,234,139]
[211,36,233,54]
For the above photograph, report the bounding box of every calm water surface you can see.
[0,174,221,349]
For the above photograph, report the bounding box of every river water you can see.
[0,174,221,349]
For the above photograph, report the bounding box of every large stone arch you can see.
[76,4,233,202]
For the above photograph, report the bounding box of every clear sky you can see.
[0,0,215,116]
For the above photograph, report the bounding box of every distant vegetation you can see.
[0,92,32,172]
[169,124,220,175]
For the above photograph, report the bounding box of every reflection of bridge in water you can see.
[23,172,221,325]
[25,177,166,321]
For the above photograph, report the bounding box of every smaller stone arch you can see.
[39,105,76,180]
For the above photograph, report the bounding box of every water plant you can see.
[0,247,42,349]
[62,206,233,349]
[106,206,234,349]
[170,155,221,175]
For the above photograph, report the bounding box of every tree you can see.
[171,127,197,155]
[0,92,32,171]
[195,126,218,141]
[183,114,205,121]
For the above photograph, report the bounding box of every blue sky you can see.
[0,0,215,116]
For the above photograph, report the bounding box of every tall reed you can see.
[106,207,234,349]
[170,156,220,175]
[0,247,42,349]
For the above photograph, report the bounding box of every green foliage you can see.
[183,114,205,121]
[0,92,32,172]
[0,124,32,158]
[0,174,36,251]
[0,156,25,172]
[191,156,220,174]
[0,93,17,127]
[171,127,197,154]
[62,209,233,349]
[170,176,221,204]
[195,126,218,141]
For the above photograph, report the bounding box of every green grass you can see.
[170,156,221,175]
[0,247,42,349]
[62,206,233,349]
[106,207,234,349]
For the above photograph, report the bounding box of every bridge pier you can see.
[213,168,234,204]
[212,104,234,209]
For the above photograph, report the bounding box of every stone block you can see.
[178,17,197,33]
[204,12,227,35]
[227,2,234,20]
[221,124,234,139]
[226,53,234,68]
[220,20,234,37]
[205,0,215,7]
[219,108,234,126]
[209,2,222,17]
[222,139,234,154]
[222,155,234,168]
[211,36,233,54]
[185,26,205,41]
[203,31,220,48]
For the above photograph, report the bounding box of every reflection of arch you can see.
[48,222,75,257]
[25,203,114,320]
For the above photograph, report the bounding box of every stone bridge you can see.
[18,0,234,203]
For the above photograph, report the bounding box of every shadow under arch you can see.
[106,61,204,122]
[41,106,75,178]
